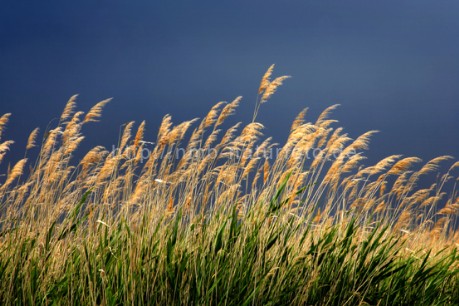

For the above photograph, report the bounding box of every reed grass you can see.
[0,65,458,305]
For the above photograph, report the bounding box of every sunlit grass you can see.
[0,65,458,304]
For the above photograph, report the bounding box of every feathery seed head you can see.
[84,98,111,123]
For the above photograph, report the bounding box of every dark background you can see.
[1,0,458,167]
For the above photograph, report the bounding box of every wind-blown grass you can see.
[0,65,458,304]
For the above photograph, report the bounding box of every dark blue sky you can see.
[1,0,458,165]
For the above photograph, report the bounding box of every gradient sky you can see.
[1,0,458,167]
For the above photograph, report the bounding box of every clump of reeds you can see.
[0,65,458,305]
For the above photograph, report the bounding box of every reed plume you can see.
[26,128,40,150]
[84,98,111,123]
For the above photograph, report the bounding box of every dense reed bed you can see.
[0,66,459,304]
